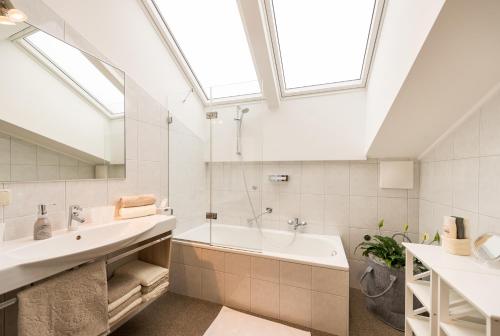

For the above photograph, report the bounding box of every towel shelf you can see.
[106,234,172,265]
[0,297,17,310]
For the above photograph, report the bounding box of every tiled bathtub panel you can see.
[170,242,349,335]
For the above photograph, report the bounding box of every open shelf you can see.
[440,321,485,336]
[407,281,431,311]
[406,316,430,336]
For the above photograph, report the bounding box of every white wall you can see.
[419,89,500,241]
[40,0,206,140]
[365,0,445,153]
[208,91,367,162]
[0,39,110,160]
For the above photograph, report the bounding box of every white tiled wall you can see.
[419,90,500,241]
[0,132,109,182]
[209,160,420,288]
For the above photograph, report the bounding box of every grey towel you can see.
[108,273,141,304]
[18,261,108,336]
[109,292,141,319]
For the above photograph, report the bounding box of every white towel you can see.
[108,285,141,312]
[118,205,157,219]
[115,260,169,287]
[108,297,142,326]
[142,281,169,303]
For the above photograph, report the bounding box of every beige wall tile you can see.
[170,263,202,299]
[251,256,279,283]
[225,273,250,310]
[312,291,348,335]
[250,278,279,319]
[280,261,311,289]
[312,267,348,297]
[173,244,203,267]
[201,248,225,271]
[349,162,378,197]
[279,284,311,327]
[201,269,224,304]
[225,252,251,276]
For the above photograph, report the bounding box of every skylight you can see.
[269,0,378,93]
[152,0,260,100]
[24,31,124,115]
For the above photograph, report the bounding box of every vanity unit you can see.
[404,243,500,336]
[0,214,176,336]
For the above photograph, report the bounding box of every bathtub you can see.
[175,223,349,270]
[171,223,350,335]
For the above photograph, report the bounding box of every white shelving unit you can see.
[404,243,500,336]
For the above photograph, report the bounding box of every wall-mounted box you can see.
[379,161,414,189]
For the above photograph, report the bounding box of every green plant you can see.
[355,219,440,269]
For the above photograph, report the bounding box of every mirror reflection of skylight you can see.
[271,0,376,90]
[25,31,124,115]
[152,0,260,100]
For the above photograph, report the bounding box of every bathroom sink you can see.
[5,219,157,265]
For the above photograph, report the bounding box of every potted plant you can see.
[355,220,439,331]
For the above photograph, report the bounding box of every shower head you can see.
[235,106,250,121]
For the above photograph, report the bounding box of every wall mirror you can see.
[0,22,125,182]
[473,233,500,263]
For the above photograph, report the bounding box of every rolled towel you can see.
[108,286,141,312]
[141,275,169,294]
[115,260,169,287]
[109,297,142,326]
[109,292,141,319]
[119,204,157,219]
[107,273,141,304]
[142,281,169,303]
[120,194,156,208]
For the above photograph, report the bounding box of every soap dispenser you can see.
[34,204,52,240]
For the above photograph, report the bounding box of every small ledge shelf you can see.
[407,281,431,311]
[406,316,430,336]
[440,321,486,336]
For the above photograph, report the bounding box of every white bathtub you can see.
[175,223,349,270]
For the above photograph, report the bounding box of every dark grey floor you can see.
[113,289,403,336]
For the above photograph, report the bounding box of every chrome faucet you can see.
[287,218,307,230]
[67,205,86,231]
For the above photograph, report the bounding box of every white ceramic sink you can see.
[5,219,157,265]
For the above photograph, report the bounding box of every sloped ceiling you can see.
[367,0,500,158]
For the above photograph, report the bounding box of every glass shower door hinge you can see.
[206,112,218,119]
[167,115,173,124]
[206,212,218,220]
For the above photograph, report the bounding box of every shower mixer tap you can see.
[288,218,307,230]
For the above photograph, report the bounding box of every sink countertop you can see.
[0,214,176,295]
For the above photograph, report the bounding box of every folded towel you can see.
[120,194,156,208]
[18,261,108,336]
[115,260,169,287]
[108,285,141,311]
[142,281,169,303]
[109,297,142,326]
[109,292,141,319]
[141,275,169,294]
[108,273,141,304]
[119,204,157,219]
